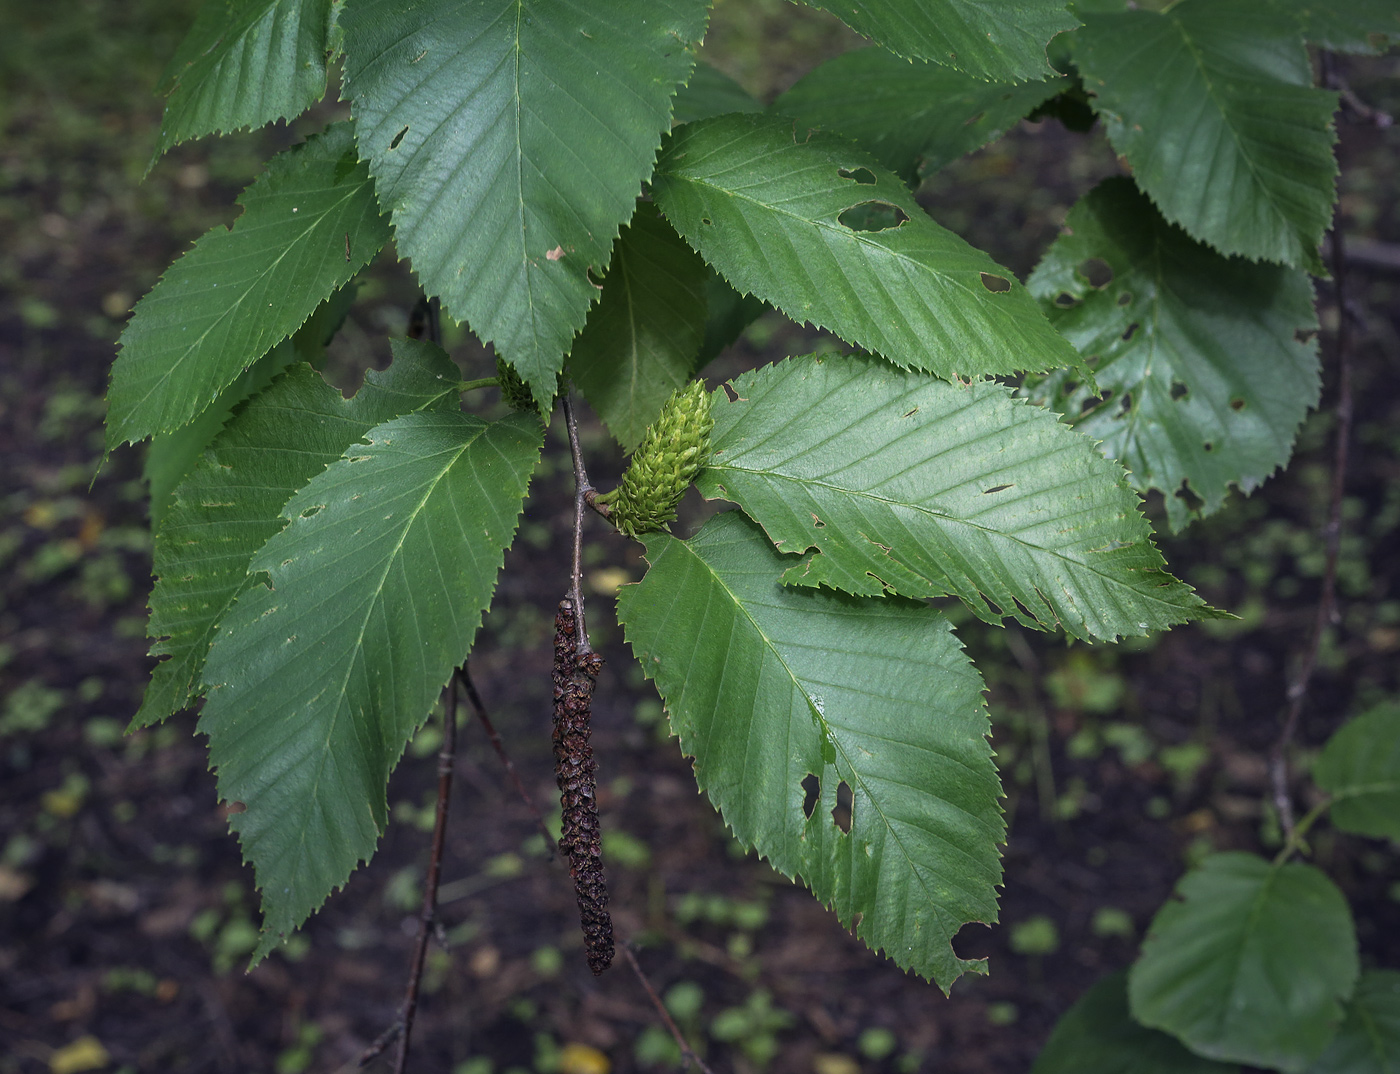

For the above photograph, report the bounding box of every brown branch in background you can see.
[553,597,613,974]
[1270,52,1358,842]
[460,664,558,855]
[622,945,716,1074]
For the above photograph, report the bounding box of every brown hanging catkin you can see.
[551,598,613,974]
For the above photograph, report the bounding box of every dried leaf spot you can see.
[1117,291,1132,307]
[1077,258,1114,288]
[389,125,409,150]
[1117,392,1133,415]
[586,266,604,289]
[1203,442,1214,452]
[546,245,565,261]
[1174,479,1205,513]
[983,484,1013,495]
[1170,381,1188,401]
[299,505,324,519]
[837,166,877,185]
[1229,397,1246,411]
[801,774,820,819]
[979,272,1011,293]
[1053,291,1080,308]
[1121,322,1140,342]
[832,781,854,834]
[838,201,909,233]
[1295,327,1318,344]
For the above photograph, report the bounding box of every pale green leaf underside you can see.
[1024,178,1320,532]
[1032,971,1240,1074]
[1129,852,1359,1074]
[653,113,1081,382]
[1314,703,1400,842]
[108,122,390,448]
[153,0,333,158]
[1074,0,1338,271]
[775,47,1065,185]
[136,341,463,731]
[800,0,1078,82]
[339,0,710,409]
[697,354,1216,642]
[569,203,708,451]
[200,408,541,961]
[618,511,1002,991]
[1306,970,1400,1074]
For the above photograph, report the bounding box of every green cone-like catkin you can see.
[599,380,713,537]
[497,357,562,414]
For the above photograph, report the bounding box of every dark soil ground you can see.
[2,5,1399,1074]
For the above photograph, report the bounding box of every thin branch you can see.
[460,664,558,855]
[391,675,460,1073]
[622,945,716,1074]
[1268,67,1357,840]
[561,393,594,655]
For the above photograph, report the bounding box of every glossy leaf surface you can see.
[697,355,1216,641]
[339,0,709,408]
[653,114,1081,381]
[618,511,1002,991]
[108,123,389,447]
[1129,852,1359,1073]
[1024,178,1320,531]
[1314,703,1400,841]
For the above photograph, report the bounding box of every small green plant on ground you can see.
[105,0,1399,1069]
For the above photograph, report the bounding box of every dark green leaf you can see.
[1281,0,1400,54]
[569,204,708,451]
[339,0,710,409]
[1307,970,1400,1074]
[673,62,763,125]
[618,511,1002,992]
[201,408,542,961]
[696,268,766,368]
[1129,852,1359,1073]
[1073,0,1338,271]
[1023,178,1320,531]
[153,0,334,158]
[135,340,462,730]
[697,354,1219,641]
[1033,971,1240,1074]
[653,113,1082,381]
[800,0,1079,83]
[1314,703,1400,841]
[775,47,1065,185]
[108,122,390,448]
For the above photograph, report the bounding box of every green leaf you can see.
[200,408,542,961]
[1314,702,1400,841]
[108,122,390,449]
[134,340,462,730]
[1281,0,1400,55]
[339,0,710,409]
[799,0,1079,83]
[696,354,1217,642]
[1073,0,1338,272]
[569,203,709,451]
[673,62,763,125]
[697,268,767,368]
[1128,852,1359,1073]
[1033,971,1240,1074]
[653,113,1082,382]
[1023,178,1321,531]
[775,48,1065,185]
[617,510,1002,992]
[152,0,334,159]
[1307,970,1400,1074]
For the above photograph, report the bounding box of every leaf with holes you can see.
[653,113,1082,382]
[1306,970,1400,1074]
[1073,0,1338,272]
[108,122,390,448]
[1314,703,1400,842]
[152,0,334,159]
[617,510,1002,991]
[339,0,710,409]
[200,407,541,961]
[1129,852,1358,1073]
[697,354,1217,642]
[1022,178,1320,532]
[1281,0,1400,54]
[775,47,1065,185]
[801,0,1078,83]
[136,340,464,731]
[1033,971,1241,1074]
[569,204,709,451]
